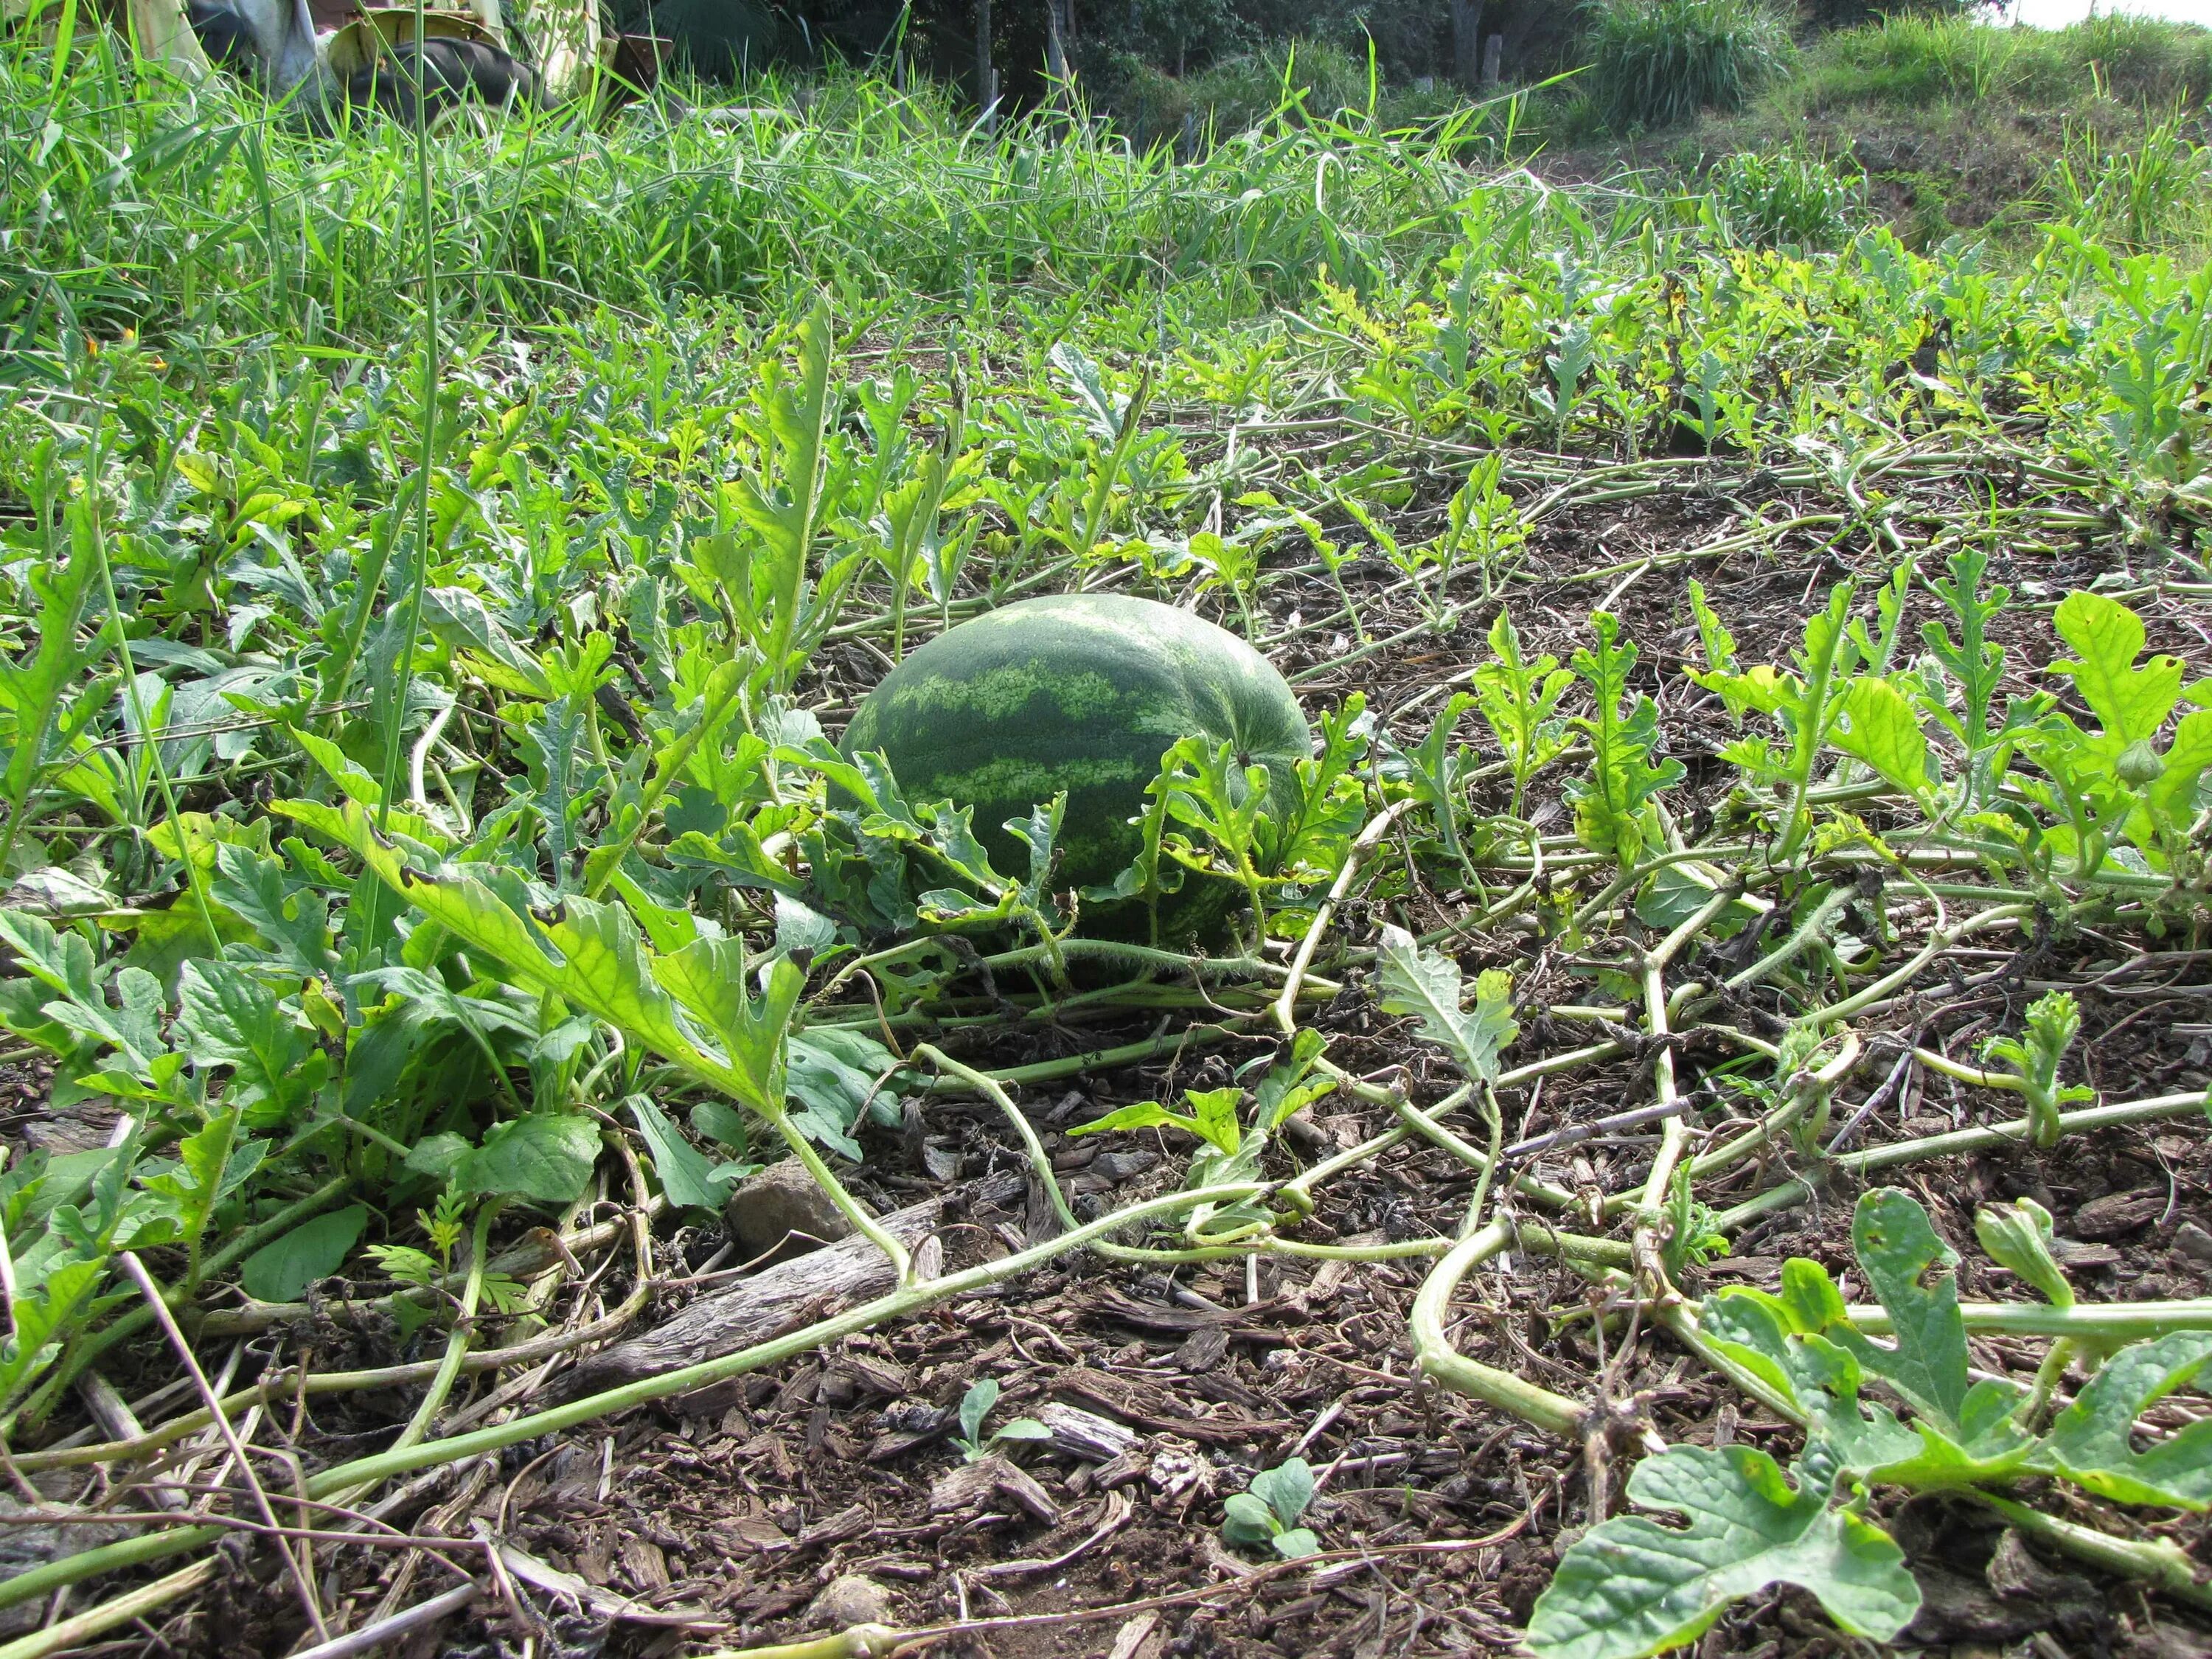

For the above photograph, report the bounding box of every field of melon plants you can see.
[7,24,2212,1659]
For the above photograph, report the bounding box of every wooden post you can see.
[1451,0,1481,93]
[975,0,996,129]
[1482,32,1503,88]
[1045,0,1071,98]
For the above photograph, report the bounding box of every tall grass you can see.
[1790,10,2212,112]
[1581,0,1792,133]
[0,41,1509,372]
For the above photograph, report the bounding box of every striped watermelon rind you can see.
[838,594,1312,939]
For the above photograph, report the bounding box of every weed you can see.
[1582,0,1794,132]
[950,1376,1051,1462]
[1222,1456,1321,1559]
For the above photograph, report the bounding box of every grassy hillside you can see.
[1547,10,2212,247]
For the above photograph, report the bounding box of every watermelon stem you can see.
[768,1110,915,1287]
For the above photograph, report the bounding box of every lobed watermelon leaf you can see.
[1531,1447,1919,1659]
[1375,925,1517,1082]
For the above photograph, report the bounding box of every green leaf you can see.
[241,1205,368,1302]
[1048,340,1126,442]
[279,799,799,1121]
[1687,580,1741,693]
[1272,1527,1320,1559]
[785,1025,896,1160]
[0,495,106,815]
[290,725,390,812]
[1067,1100,1194,1140]
[1375,925,1517,1082]
[459,1114,600,1205]
[0,1258,105,1412]
[1182,1087,1243,1158]
[2041,1332,2212,1509]
[2048,591,2183,751]
[521,698,593,891]
[1528,1446,1919,1659]
[1382,692,1481,874]
[625,1095,725,1212]
[404,1133,472,1182]
[995,1418,1052,1442]
[210,845,335,978]
[1256,1029,1334,1131]
[1829,1189,1971,1431]
[1265,692,1370,878]
[175,959,318,1121]
[1974,1197,2073,1309]
[1222,1492,1279,1546]
[1249,1458,1315,1527]
[1568,612,1683,869]
[1829,678,1929,796]
[692,1100,751,1157]
[959,1377,999,1447]
[1983,990,2091,1149]
[364,1244,439,1287]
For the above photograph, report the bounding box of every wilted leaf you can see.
[1376,925,1517,1081]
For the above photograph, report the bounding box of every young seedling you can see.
[950,1377,1050,1464]
[1222,1457,1320,1559]
[1982,990,2094,1149]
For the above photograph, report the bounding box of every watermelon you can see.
[838,594,1312,939]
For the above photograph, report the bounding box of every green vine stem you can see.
[0,1558,219,1659]
[15,1279,655,1477]
[1409,1219,1585,1437]
[1970,1492,2212,1611]
[1845,1298,2212,1340]
[1714,1091,2211,1233]
[698,1625,906,1659]
[1273,798,1410,1035]
[770,1112,914,1287]
[0,1178,1280,1614]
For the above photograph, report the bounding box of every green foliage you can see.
[1702,150,1868,251]
[242,1205,369,1304]
[5,28,2212,1630]
[1222,1456,1320,1559]
[1534,1189,2212,1659]
[1982,991,2094,1150]
[1069,1087,1244,1158]
[1379,693,1484,883]
[1472,611,1576,821]
[1974,1196,2071,1311]
[1531,1444,1918,1659]
[1582,0,1794,133]
[1568,613,1686,871]
[1691,582,1929,857]
[1789,9,2212,115]
[952,1376,1050,1463]
[1375,926,1518,1084]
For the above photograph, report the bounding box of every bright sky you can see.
[1995,0,2212,24]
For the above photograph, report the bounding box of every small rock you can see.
[2174,1221,2212,1264]
[724,1160,856,1258]
[809,1573,892,1630]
